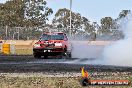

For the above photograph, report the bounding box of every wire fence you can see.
[0,26,42,40]
[0,26,122,41]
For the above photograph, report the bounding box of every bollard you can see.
[2,44,10,54]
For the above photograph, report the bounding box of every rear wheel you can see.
[57,52,71,59]
[63,47,71,59]
[67,52,71,58]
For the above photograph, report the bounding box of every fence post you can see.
[0,42,2,53]
[10,44,15,54]
[6,25,8,40]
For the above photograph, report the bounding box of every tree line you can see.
[0,0,131,40]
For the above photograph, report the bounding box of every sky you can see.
[1,0,132,24]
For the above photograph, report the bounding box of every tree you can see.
[0,0,25,26]
[99,17,114,35]
[112,10,131,39]
[0,0,53,27]
[53,8,95,35]
[118,10,131,19]
[0,0,53,39]
[24,0,53,27]
[52,8,81,34]
[81,17,95,34]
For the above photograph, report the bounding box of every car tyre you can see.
[44,55,48,59]
[34,54,41,59]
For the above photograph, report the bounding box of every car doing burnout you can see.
[33,32,70,58]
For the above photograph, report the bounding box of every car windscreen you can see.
[41,34,64,40]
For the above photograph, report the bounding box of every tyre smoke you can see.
[71,42,104,59]
[102,13,132,66]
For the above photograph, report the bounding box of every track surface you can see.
[0,55,132,73]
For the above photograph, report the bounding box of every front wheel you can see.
[44,55,48,59]
[33,53,41,59]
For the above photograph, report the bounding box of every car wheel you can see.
[44,55,48,59]
[63,52,71,59]
[34,54,41,59]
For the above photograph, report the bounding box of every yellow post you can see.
[2,44,10,54]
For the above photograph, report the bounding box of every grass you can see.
[0,49,33,55]
[0,76,82,88]
[0,74,131,88]
[15,49,33,55]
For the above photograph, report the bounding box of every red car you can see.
[33,32,71,58]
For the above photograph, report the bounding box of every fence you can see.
[0,26,121,41]
[0,26,43,40]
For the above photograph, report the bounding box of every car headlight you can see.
[55,43,62,46]
[34,44,40,47]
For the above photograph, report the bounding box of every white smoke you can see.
[102,13,132,66]
[71,42,104,59]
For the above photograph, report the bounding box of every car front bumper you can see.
[33,47,64,56]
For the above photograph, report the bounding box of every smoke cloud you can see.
[67,13,132,67]
[102,13,132,66]
[71,42,104,59]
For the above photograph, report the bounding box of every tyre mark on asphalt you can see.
[0,55,132,73]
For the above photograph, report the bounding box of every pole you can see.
[5,25,8,40]
[18,28,19,40]
[70,0,72,37]
[13,32,15,40]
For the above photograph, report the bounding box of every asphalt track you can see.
[0,55,132,73]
